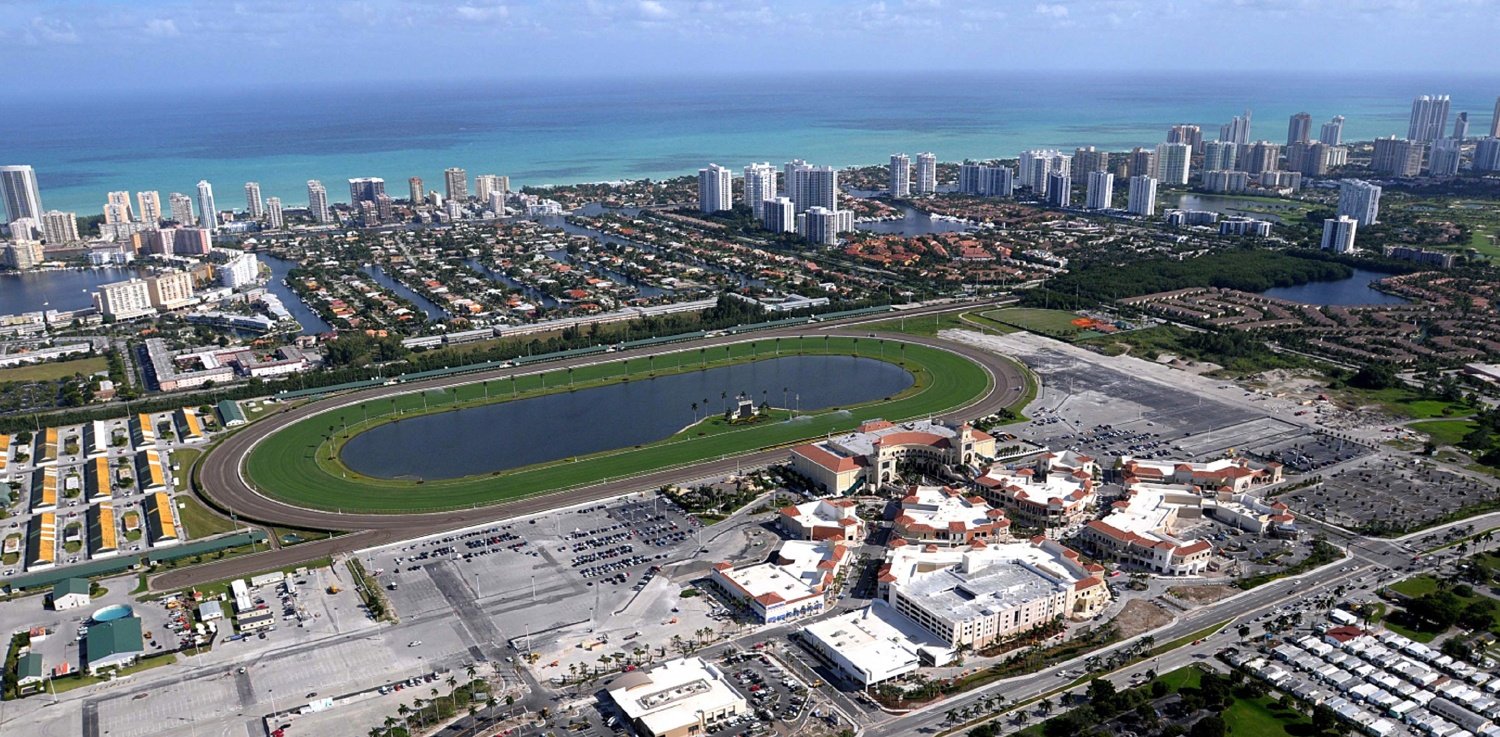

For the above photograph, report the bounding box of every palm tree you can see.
[691,402,698,420]
[466,663,478,681]
[446,675,457,690]
[397,704,410,719]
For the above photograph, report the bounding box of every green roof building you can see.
[51,577,92,610]
[17,651,44,688]
[217,399,247,427]
[85,617,144,674]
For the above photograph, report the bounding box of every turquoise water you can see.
[8,73,1499,214]
[91,604,134,622]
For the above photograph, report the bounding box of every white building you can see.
[1046,171,1070,207]
[1085,171,1114,210]
[1019,150,1070,196]
[743,163,778,218]
[244,182,263,219]
[93,279,155,320]
[40,210,80,244]
[796,206,848,246]
[168,192,195,225]
[976,459,1097,532]
[889,154,911,198]
[218,252,261,289]
[778,498,864,541]
[710,539,850,623]
[790,419,997,496]
[1078,483,1213,575]
[1154,142,1191,185]
[1475,137,1500,173]
[0,165,44,225]
[1322,216,1358,254]
[784,161,839,213]
[1127,175,1157,216]
[800,601,954,686]
[760,196,795,233]
[958,162,1013,197]
[605,658,747,737]
[697,164,732,214]
[1202,170,1250,193]
[1219,217,1272,237]
[892,485,1011,547]
[1202,140,1238,172]
[915,152,937,195]
[1407,94,1451,142]
[1319,115,1345,145]
[1427,138,1462,176]
[1336,180,1381,226]
[265,197,284,229]
[195,180,217,229]
[307,180,331,223]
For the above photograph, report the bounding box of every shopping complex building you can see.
[604,657,747,737]
[777,498,865,541]
[975,450,1099,533]
[892,485,1012,547]
[710,539,852,624]
[789,419,997,495]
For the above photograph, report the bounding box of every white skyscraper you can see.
[244,182,264,219]
[307,180,331,223]
[1127,175,1157,216]
[1153,142,1191,185]
[915,152,937,195]
[1407,95,1451,142]
[1085,171,1114,210]
[0,165,44,224]
[444,168,468,201]
[1427,138,1462,176]
[40,210,79,244]
[761,196,796,233]
[266,197,284,229]
[168,193,194,225]
[889,154,911,198]
[1202,140,1238,172]
[1492,97,1500,139]
[785,164,838,213]
[796,206,841,245]
[1219,110,1252,145]
[743,163,778,217]
[1336,180,1381,226]
[137,192,161,224]
[1321,216,1358,253]
[697,164,733,214]
[195,180,217,229]
[783,159,812,210]
[1319,116,1345,145]
[1018,150,1069,196]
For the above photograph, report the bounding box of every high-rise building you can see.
[784,164,838,213]
[1407,95,1451,142]
[1240,141,1280,175]
[744,163,778,217]
[444,168,468,201]
[1492,98,1500,138]
[697,164,733,214]
[168,193,194,225]
[266,197,284,229]
[1336,180,1381,226]
[1427,138,1462,176]
[1295,142,1336,177]
[40,211,79,244]
[1071,147,1109,183]
[1319,116,1345,146]
[473,174,499,203]
[136,192,161,224]
[244,182,264,219]
[486,190,507,216]
[1475,138,1500,173]
[146,271,195,310]
[348,177,386,204]
[1153,142,1191,185]
[1286,112,1312,147]
[1046,171,1071,207]
[1321,216,1358,254]
[915,153,937,195]
[761,197,796,233]
[0,165,44,224]
[1127,175,1157,216]
[307,180,331,223]
[1453,112,1470,141]
[195,180,217,229]
[1202,170,1250,193]
[1202,140,1238,172]
[796,206,844,245]
[93,279,154,320]
[104,192,133,223]
[408,177,425,204]
[889,154,910,198]
[2,241,43,270]
[172,228,211,255]
[1126,147,1154,179]
[783,159,812,210]
[1019,150,1070,195]
[1219,110,1252,145]
[1085,171,1113,210]
[959,162,1014,197]
[218,252,260,289]
[1371,137,1424,177]
[1167,125,1203,152]
[375,193,394,223]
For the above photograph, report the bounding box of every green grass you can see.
[1334,386,1473,420]
[242,337,1001,513]
[0,355,109,384]
[1223,695,1312,737]
[47,654,177,693]
[175,493,242,539]
[981,308,1087,337]
[1411,419,1478,447]
[1389,575,1439,598]
[172,449,201,492]
[866,311,970,336]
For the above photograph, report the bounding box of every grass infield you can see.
[243,336,1004,513]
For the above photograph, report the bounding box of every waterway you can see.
[361,264,448,321]
[542,209,766,289]
[255,253,334,335]
[1258,268,1407,306]
[856,204,977,236]
[0,266,140,315]
[340,354,913,480]
[462,258,560,308]
[1160,193,1298,225]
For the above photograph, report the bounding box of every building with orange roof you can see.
[1077,482,1213,575]
[892,486,1011,547]
[789,419,997,496]
[975,460,1097,534]
[876,537,1110,649]
[1116,455,1282,494]
[778,499,864,542]
[709,539,850,624]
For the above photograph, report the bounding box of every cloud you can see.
[143,18,180,38]
[1034,3,1069,17]
[25,16,80,45]
[455,3,509,22]
[637,0,671,19]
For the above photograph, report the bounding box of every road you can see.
[159,302,1026,591]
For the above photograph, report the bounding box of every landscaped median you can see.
[239,335,1015,513]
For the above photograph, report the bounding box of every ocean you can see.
[5,72,1498,214]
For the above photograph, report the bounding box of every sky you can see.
[3,0,1499,93]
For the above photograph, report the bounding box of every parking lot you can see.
[1251,433,1373,474]
[1280,456,1500,532]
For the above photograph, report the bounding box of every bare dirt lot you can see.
[1113,599,1174,639]
[1167,584,1239,605]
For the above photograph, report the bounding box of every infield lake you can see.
[339,354,914,480]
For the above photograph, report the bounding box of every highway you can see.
[160,301,1026,591]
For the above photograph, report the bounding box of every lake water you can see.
[1161,193,1297,224]
[256,253,333,335]
[1259,268,1407,305]
[340,354,913,480]
[0,266,140,315]
[857,204,976,236]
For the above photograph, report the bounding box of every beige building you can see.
[1077,481,1214,576]
[892,485,1011,547]
[710,539,850,624]
[146,271,195,311]
[93,278,155,320]
[778,498,864,542]
[789,419,997,495]
[976,455,1097,534]
[605,657,747,737]
[3,240,44,269]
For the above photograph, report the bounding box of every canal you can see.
[340,354,913,480]
[256,253,334,335]
[0,266,141,314]
[1258,267,1407,306]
